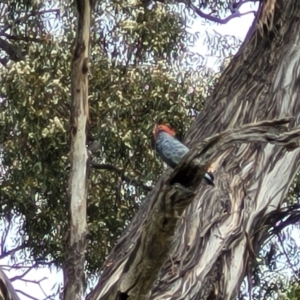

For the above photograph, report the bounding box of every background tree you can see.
[1,0,300,299]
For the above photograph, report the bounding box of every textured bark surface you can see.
[63,0,91,299]
[89,0,300,299]
[0,268,20,300]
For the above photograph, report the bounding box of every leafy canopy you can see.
[0,0,227,273]
[2,1,300,299]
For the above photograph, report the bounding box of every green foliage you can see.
[3,1,300,299]
[287,282,300,300]
[0,0,221,273]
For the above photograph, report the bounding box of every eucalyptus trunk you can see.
[63,0,91,299]
[89,0,300,299]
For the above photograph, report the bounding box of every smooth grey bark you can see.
[63,0,91,299]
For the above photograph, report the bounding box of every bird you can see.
[153,124,214,186]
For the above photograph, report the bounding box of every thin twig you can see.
[91,162,153,191]
[178,0,256,24]
[0,245,24,260]
[276,232,299,276]
[14,289,39,300]
[10,264,39,282]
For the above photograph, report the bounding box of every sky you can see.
[191,2,258,70]
[1,2,259,300]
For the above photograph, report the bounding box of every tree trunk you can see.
[64,0,91,299]
[0,268,20,300]
[89,0,300,299]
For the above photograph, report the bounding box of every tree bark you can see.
[0,268,20,300]
[89,0,300,299]
[63,0,91,299]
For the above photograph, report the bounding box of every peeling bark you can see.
[89,119,300,300]
[63,0,91,299]
[89,0,300,299]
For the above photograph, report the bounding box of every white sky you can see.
[191,2,258,70]
[1,3,257,300]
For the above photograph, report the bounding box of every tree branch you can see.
[96,117,300,300]
[172,118,300,187]
[276,232,299,276]
[0,245,24,260]
[10,265,39,283]
[14,289,38,300]
[90,162,153,192]
[0,33,46,43]
[0,38,24,61]
[178,0,257,24]
[169,118,295,188]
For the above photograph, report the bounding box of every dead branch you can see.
[0,38,24,62]
[177,0,257,24]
